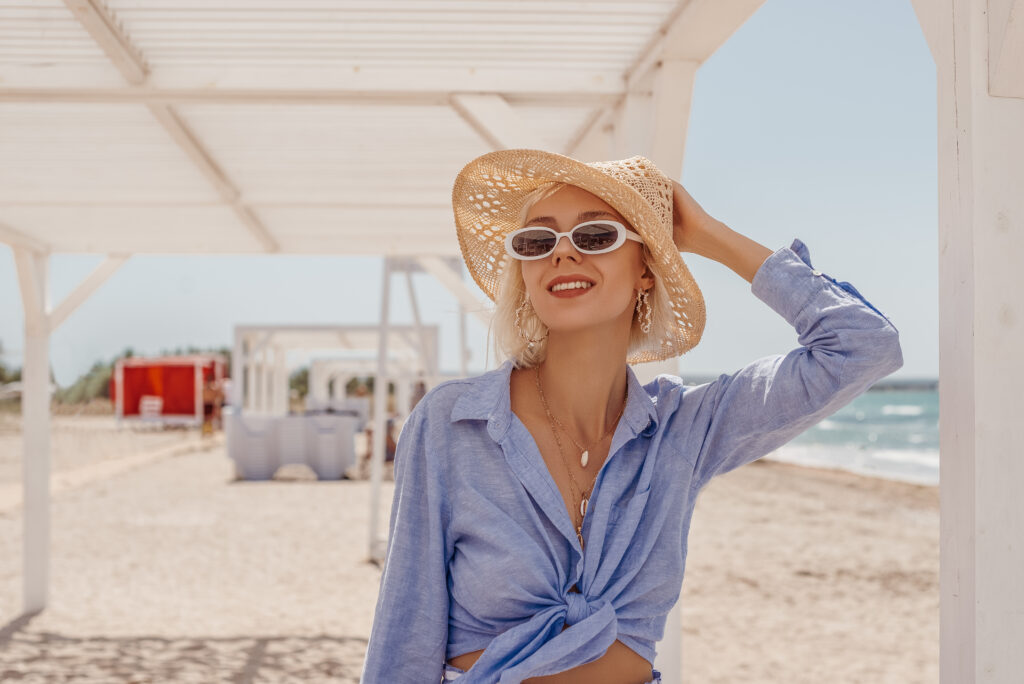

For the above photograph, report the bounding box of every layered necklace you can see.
[534,366,628,550]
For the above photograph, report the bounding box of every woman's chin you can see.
[540,317,629,338]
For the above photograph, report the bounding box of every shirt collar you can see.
[450,359,660,443]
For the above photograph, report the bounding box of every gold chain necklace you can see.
[534,366,628,550]
[534,366,627,468]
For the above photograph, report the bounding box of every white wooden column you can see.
[612,88,653,160]
[244,340,256,412]
[13,248,50,613]
[909,0,1024,680]
[231,331,243,408]
[260,347,272,414]
[368,257,392,562]
[273,347,287,415]
[11,246,127,613]
[458,303,469,377]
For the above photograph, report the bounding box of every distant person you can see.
[201,378,218,436]
[360,416,397,480]
[410,378,427,412]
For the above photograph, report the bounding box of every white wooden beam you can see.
[990,0,1024,98]
[450,93,548,150]
[47,254,128,332]
[567,108,615,161]
[0,86,616,108]
[144,106,280,252]
[0,222,50,254]
[415,255,492,328]
[626,0,768,89]
[61,0,148,83]
[62,0,281,254]
[147,66,628,97]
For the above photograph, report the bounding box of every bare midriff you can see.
[446,587,653,684]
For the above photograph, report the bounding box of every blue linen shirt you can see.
[360,239,903,684]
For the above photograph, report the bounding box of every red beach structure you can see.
[109,354,226,426]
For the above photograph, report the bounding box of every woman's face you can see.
[520,184,654,337]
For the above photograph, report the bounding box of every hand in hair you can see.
[670,179,721,253]
[670,179,773,283]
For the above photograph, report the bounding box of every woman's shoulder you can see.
[412,363,511,425]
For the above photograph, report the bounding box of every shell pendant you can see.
[581,449,589,467]
[579,496,588,518]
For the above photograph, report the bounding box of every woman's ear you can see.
[637,262,656,291]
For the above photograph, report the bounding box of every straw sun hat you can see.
[451,148,706,363]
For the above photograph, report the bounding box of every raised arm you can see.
[682,236,903,491]
[360,404,453,683]
[665,180,902,490]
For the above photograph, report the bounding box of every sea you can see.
[765,385,940,487]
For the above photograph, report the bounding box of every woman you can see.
[360,150,903,684]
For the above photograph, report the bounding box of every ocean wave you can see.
[882,404,926,416]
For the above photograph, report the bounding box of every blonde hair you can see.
[487,181,677,368]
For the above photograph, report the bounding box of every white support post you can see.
[569,112,615,162]
[47,255,128,331]
[252,353,261,413]
[273,347,287,415]
[649,59,699,179]
[628,52,701,684]
[259,347,271,414]
[458,303,469,377]
[114,360,124,426]
[404,270,435,378]
[12,247,50,614]
[450,93,546,150]
[416,256,492,328]
[245,339,256,412]
[613,89,653,159]
[369,257,392,562]
[908,0,1024,680]
[231,330,243,409]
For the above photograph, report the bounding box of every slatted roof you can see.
[0,0,720,257]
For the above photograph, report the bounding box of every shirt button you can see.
[811,270,822,276]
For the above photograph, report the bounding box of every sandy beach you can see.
[0,419,937,683]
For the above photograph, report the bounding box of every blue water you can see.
[766,389,939,486]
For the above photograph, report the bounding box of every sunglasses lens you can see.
[510,229,557,258]
[572,222,620,252]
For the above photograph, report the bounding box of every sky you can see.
[0,0,938,386]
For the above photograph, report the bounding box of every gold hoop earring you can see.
[515,296,548,348]
[635,289,653,334]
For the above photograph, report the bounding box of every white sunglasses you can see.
[504,220,644,261]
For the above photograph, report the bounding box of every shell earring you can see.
[635,289,653,334]
[515,296,548,348]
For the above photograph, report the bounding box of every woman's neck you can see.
[533,323,631,444]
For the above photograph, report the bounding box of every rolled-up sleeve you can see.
[360,402,453,683]
[687,238,904,491]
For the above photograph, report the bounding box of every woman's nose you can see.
[549,232,581,263]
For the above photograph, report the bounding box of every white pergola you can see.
[1,1,1021,680]
[232,322,442,415]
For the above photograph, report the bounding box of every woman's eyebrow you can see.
[525,210,620,227]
